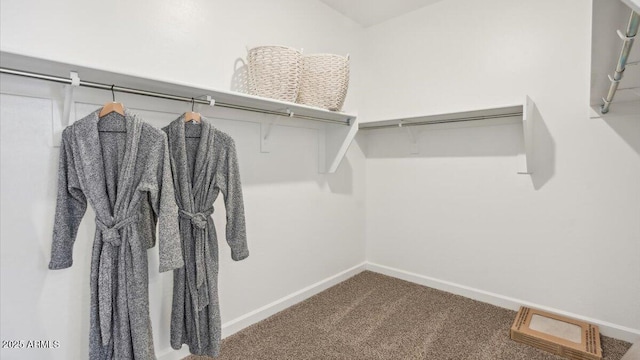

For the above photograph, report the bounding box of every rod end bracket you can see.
[69,71,80,87]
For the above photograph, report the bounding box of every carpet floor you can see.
[185,271,631,360]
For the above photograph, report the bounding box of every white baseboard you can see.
[158,260,638,360]
[365,262,640,343]
[157,347,191,360]
[158,262,367,360]
[221,262,367,338]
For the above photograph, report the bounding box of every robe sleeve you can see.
[216,137,249,261]
[49,133,87,270]
[150,134,184,272]
[137,191,157,250]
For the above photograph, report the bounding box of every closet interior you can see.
[0,0,638,359]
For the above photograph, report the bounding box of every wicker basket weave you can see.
[247,45,302,102]
[297,54,349,111]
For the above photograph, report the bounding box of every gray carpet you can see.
[185,271,631,360]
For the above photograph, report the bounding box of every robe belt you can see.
[179,207,214,311]
[95,214,139,346]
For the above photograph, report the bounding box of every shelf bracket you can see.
[202,95,215,107]
[399,121,419,154]
[52,71,80,147]
[517,95,535,175]
[62,71,80,127]
[260,108,292,153]
[193,95,215,114]
[321,117,359,173]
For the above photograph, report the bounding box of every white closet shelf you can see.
[0,51,358,173]
[359,97,535,174]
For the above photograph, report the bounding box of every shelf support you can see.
[260,116,278,153]
[399,121,419,154]
[52,71,80,147]
[322,117,359,173]
[260,108,293,153]
[62,71,80,127]
[517,96,535,175]
[194,94,216,116]
[201,95,215,108]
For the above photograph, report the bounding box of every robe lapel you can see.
[71,108,143,221]
[191,119,212,195]
[112,109,142,218]
[169,116,215,206]
[169,115,195,212]
[71,110,111,220]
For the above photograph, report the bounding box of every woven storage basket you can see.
[247,45,302,102]
[297,54,349,111]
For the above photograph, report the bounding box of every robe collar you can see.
[167,115,214,213]
[71,108,143,224]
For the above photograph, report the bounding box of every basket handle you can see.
[234,58,246,72]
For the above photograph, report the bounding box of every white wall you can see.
[0,1,366,359]
[0,0,364,111]
[2,1,640,359]
[361,0,640,340]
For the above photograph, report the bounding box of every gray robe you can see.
[163,116,249,357]
[49,109,184,359]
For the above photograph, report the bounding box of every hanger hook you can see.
[191,97,195,112]
[111,85,115,102]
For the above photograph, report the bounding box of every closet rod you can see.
[0,67,350,125]
[601,10,639,114]
[359,112,523,130]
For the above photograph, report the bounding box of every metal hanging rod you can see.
[211,102,348,125]
[0,67,215,105]
[601,10,640,114]
[0,67,350,126]
[359,112,523,130]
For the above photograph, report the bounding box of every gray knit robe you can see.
[49,109,184,359]
[163,116,249,357]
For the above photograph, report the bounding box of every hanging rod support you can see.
[601,10,639,114]
[400,121,419,154]
[61,71,80,127]
[0,67,350,126]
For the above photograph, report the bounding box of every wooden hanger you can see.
[184,98,201,123]
[184,112,201,123]
[99,102,125,117]
[99,85,125,117]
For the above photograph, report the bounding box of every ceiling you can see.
[318,0,445,27]
[320,0,640,107]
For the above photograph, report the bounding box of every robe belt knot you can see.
[178,207,214,314]
[94,213,139,346]
[178,208,214,229]
[95,215,138,246]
